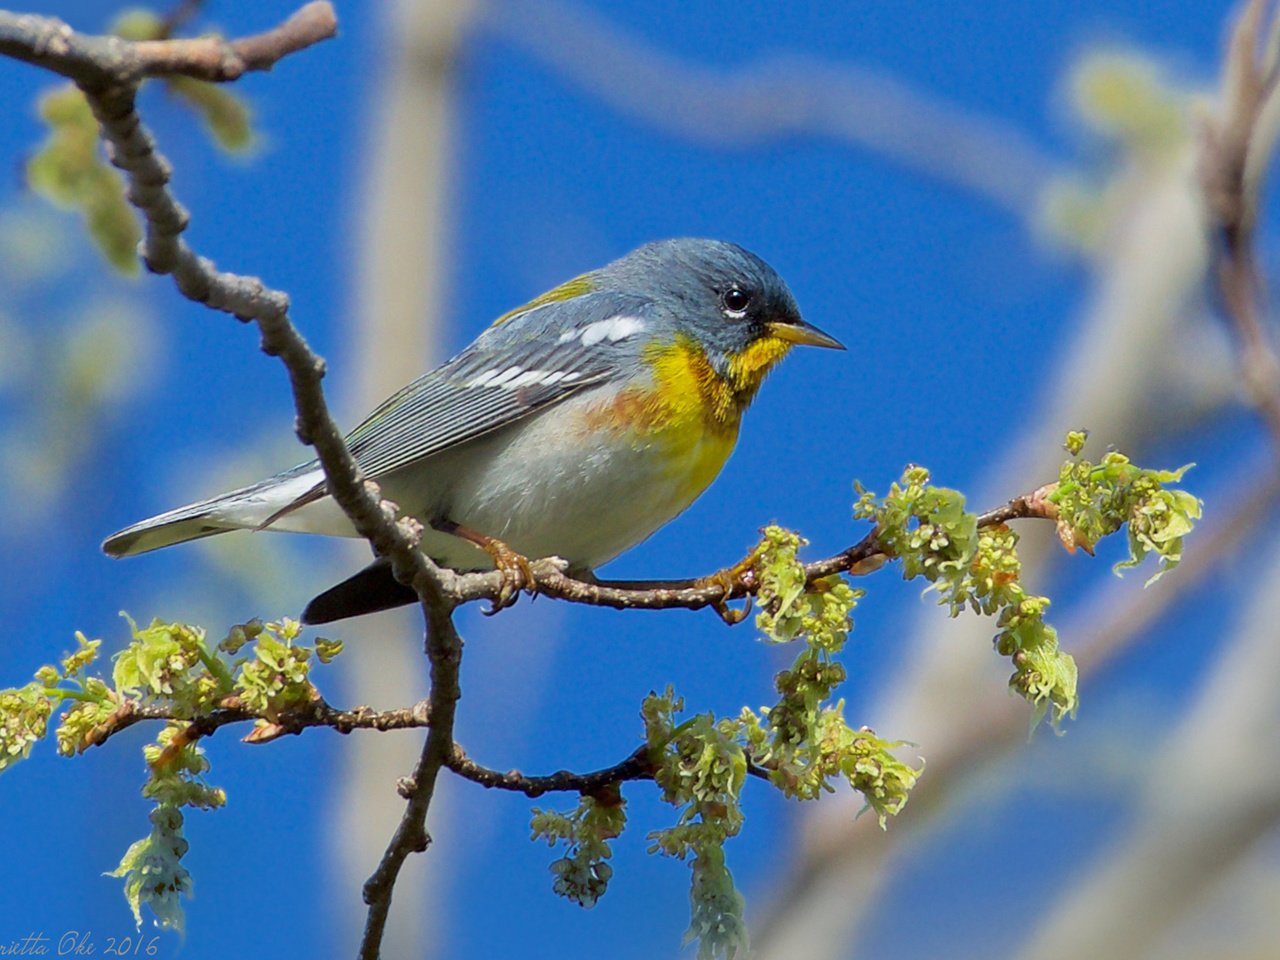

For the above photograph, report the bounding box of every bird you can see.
[103,238,844,624]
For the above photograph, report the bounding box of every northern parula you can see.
[103,238,843,622]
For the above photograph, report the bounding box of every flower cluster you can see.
[0,615,341,929]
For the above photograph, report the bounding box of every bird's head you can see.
[601,237,843,400]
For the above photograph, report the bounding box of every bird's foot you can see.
[436,518,536,613]
[693,546,764,625]
[481,537,536,615]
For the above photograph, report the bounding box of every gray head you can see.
[595,238,843,360]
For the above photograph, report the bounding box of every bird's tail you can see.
[301,558,418,624]
[102,464,323,558]
[102,499,242,558]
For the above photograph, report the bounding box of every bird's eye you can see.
[721,288,752,316]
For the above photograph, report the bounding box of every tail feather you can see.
[301,559,418,624]
[102,500,241,557]
[102,462,322,558]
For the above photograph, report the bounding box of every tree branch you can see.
[0,9,466,958]
[752,455,1279,957]
[447,490,1051,615]
[358,601,462,960]
[483,0,1058,220]
[445,736,775,799]
[446,743,655,798]
[0,8,1181,958]
[0,2,337,90]
[1202,0,1280,448]
[79,693,433,753]
[4,2,454,616]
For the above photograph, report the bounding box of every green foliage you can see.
[54,633,115,758]
[748,528,920,818]
[27,85,141,273]
[854,466,1077,725]
[0,632,103,768]
[108,9,168,41]
[1040,50,1192,254]
[530,790,627,908]
[1069,50,1187,154]
[643,691,750,960]
[537,528,920,959]
[167,76,254,151]
[107,719,222,931]
[113,615,227,707]
[532,442,1199,956]
[107,805,193,932]
[1049,451,1201,583]
[24,9,255,272]
[142,724,226,810]
[853,446,1199,728]
[857,468,978,588]
[234,618,318,718]
[0,682,52,773]
[535,689,757,960]
[0,614,337,929]
[315,636,345,664]
[0,232,159,526]
[0,440,1198,955]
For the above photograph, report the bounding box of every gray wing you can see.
[347,291,653,477]
[267,291,655,518]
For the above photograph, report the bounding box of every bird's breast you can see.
[579,398,736,505]
[398,379,739,571]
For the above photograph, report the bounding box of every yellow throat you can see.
[581,333,794,496]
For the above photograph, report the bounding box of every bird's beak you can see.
[768,317,845,350]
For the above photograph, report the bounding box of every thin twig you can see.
[447,744,655,798]
[0,3,337,89]
[0,7,1200,958]
[358,602,462,960]
[446,738,772,800]
[79,695,433,752]
[3,3,449,612]
[757,4,1280,941]
[448,491,1048,613]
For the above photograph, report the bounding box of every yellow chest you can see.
[579,334,793,499]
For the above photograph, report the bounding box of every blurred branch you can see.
[484,0,1059,217]
[335,1,475,953]
[1017,519,1280,959]
[0,5,1238,958]
[1010,9,1280,951]
[754,4,1280,954]
[1202,0,1280,446]
[0,5,430,601]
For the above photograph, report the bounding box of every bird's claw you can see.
[694,547,763,625]
[482,539,536,615]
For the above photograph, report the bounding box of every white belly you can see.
[270,387,737,573]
